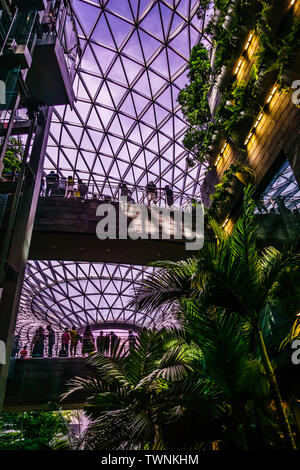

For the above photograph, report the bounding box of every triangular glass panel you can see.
[106,0,133,20]
[170,13,184,36]
[134,72,152,98]
[108,135,122,154]
[159,3,173,38]
[106,12,132,48]
[169,27,189,57]
[98,107,114,128]
[120,57,144,85]
[120,93,136,118]
[140,4,163,41]
[107,82,126,107]
[139,123,153,142]
[109,57,128,85]
[138,30,161,62]
[147,70,166,96]
[91,13,116,49]
[119,115,135,135]
[154,103,169,124]
[73,0,100,36]
[109,115,123,136]
[132,93,149,116]
[80,44,100,74]
[97,82,114,108]
[156,86,172,110]
[141,104,156,126]
[122,30,144,62]
[92,44,115,74]
[150,49,169,79]
[167,48,186,76]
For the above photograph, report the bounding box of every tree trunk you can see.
[256,328,297,449]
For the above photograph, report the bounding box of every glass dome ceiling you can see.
[16,0,213,338]
[45,0,211,196]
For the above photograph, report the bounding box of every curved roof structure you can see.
[16,0,213,339]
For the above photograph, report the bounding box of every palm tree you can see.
[61,321,283,450]
[61,329,194,450]
[129,186,300,449]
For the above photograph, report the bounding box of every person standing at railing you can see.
[20,345,28,359]
[96,330,105,354]
[31,327,45,358]
[109,331,119,355]
[145,181,157,206]
[65,175,75,198]
[40,177,45,196]
[128,330,136,352]
[164,185,174,207]
[58,176,67,196]
[46,324,55,358]
[104,332,110,356]
[119,182,131,202]
[69,325,81,357]
[82,325,95,356]
[46,171,59,197]
[78,179,88,200]
[61,328,70,356]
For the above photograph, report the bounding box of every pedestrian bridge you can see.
[0,192,299,264]
[1,194,204,264]
[4,355,299,411]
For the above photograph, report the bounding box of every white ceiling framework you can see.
[16,0,213,338]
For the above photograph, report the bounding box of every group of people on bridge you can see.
[42,171,175,207]
[12,325,136,359]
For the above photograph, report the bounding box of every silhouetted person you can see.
[66,175,75,198]
[32,327,45,357]
[82,325,95,356]
[58,176,67,196]
[164,185,174,207]
[40,177,45,196]
[78,179,88,200]
[69,325,80,357]
[104,332,110,356]
[46,170,58,196]
[146,181,157,206]
[61,328,70,355]
[119,182,131,201]
[109,331,118,355]
[46,325,55,357]
[20,345,28,359]
[96,331,105,354]
[128,330,136,352]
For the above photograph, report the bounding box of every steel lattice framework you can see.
[16,0,213,339]
[260,160,300,211]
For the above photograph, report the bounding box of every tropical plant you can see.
[130,186,300,449]
[0,410,74,450]
[208,162,255,218]
[61,320,284,450]
[178,43,215,163]
[61,329,195,450]
[2,137,23,175]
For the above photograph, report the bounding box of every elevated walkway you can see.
[4,354,299,411]
[0,193,300,264]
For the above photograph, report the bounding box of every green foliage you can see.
[179,1,300,164]
[3,137,23,174]
[178,44,214,163]
[0,411,71,450]
[131,186,300,448]
[208,162,255,218]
